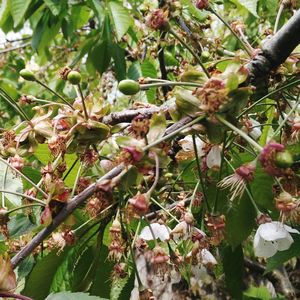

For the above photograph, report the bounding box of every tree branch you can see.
[11,115,195,268]
[248,9,300,79]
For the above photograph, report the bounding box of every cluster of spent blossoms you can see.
[131,218,217,299]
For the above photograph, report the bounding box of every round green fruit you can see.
[118,79,140,95]
[67,70,81,84]
[19,69,36,81]
[275,150,294,168]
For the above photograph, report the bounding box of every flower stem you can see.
[239,79,300,117]
[35,79,74,110]
[271,90,300,138]
[7,203,44,215]
[73,202,117,233]
[146,152,160,196]
[75,84,89,120]
[192,134,210,211]
[150,197,179,223]
[0,189,45,205]
[143,115,206,151]
[0,157,48,198]
[213,133,227,214]
[140,81,203,89]
[216,115,263,152]
[0,88,29,121]
[274,3,285,33]
[189,180,201,210]
[169,29,210,78]
[209,7,253,57]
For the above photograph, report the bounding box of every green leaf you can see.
[231,0,258,17]
[17,256,35,282]
[111,43,126,81]
[50,247,77,292]
[70,5,91,30]
[127,62,141,81]
[45,292,106,300]
[31,13,61,53]
[110,272,131,300]
[108,1,132,40]
[141,59,157,103]
[89,41,112,74]
[10,0,31,27]
[44,0,62,16]
[221,245,245,300]
[23,250,69,300]
[0,160,23,206]
[225,195,256,247]
[243,286,271,300]
[147,113,167,144]
[8,214,37,238]
[89,246,114,298]
[0,0,11,27]
[34,144,79,188]
[250,165,275,211]
[266,234,300,272]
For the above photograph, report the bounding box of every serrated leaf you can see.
[266,234,300,272]
[222,245,245,300]
[50,247,78,292]
[17,256,35,283]
[8,214,36,238]
[0,160,23,206]
[0,0,11,27]
[250,165,275,211]
[147,113,166,144]
[10,0,31,27]
[225,194,256,247]
[111,43,126,81]
[22,250,69,300]
[141,59,157,103]
[110,271,131,300]
[45,292,106,300]
[89,40,112,74]
[231,0,258,17]
[108,1,132,40]
[244,286,271,299]
[44,0,62,16]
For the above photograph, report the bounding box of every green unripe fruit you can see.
[20,69,36,81]
[275,150,294,168]
[118,79,140,95]
[67,71,81,85]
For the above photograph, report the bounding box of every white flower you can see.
[254,221,300,258]
[139,223,170,241]
[206,145,221,169]
[179,135,205,156]
[170,221,206,241]
[249,118,262,140]
[201,249,217,266]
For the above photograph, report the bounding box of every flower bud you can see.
[19,69,36,81]
[118,79,140,95]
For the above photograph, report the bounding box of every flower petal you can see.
[254,230,278,258]
[201,249,217,265]
[283,224,300,234]
[206,145,221,169]
[258,222,289,241]
[276,236,294,251]
[139,223,170,241]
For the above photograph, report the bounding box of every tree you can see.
[0,0,300,299]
